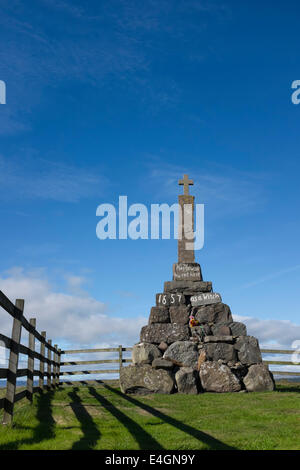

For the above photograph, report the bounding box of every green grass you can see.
[0,381,299,450]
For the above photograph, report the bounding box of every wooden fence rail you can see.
[260,349,300,377]
[58,346,300,385]
[0,290,61,425]
[58,346,133,386]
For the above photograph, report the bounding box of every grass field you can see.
[0,381,299,450]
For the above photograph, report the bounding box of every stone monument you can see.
[120,175,275,394]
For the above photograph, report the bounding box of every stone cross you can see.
[179,174,194,196]
[177,174,195,263]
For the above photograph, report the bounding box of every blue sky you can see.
[0,0,300,356]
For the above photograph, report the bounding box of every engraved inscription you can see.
[156,293,186,307]
[190,292,222,306]
[173,263,202,281]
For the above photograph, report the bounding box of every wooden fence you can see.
[59,346,133,386]
[261,349,300,377]
[0,291,61,425]
[58,347,300,385]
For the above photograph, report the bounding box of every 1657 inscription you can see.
[156,293,186,307]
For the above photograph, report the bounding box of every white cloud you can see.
[233,314,300,349]
[234,314,300,376]
[0,268,146,348]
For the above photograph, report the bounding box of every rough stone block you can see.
[119,364,175,394]
[169,305,190,324]
[204,342,237,363]
[140,323,190,344]
[228,322,247,336]
[204,336,234,343]
[163,341,199,368]
[243,364,275,392]
[152,358,174,371]
[149,306,170,324]
[199,361,241,393]
[211,324,231,336]
[193,303,233,324]
[132,342,162,365]
[164,280,212,295]
[234,336,262,365]
[175,367,198,394]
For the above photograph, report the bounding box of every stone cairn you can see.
[120,174,275,395]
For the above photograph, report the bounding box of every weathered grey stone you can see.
[169,305,190,324]
[175,367,198,394]
[140,323,190,344]
[156,292,187,307]
[234,336,262,365]
[190,292,222,306]
[173,263,202,281]
[211,324,231,336]
[164,280,212,295]
[204,335,234,343]
[163,341,199,368]
[228,322,247,336]
[243,364,275,392]
[120,364,175,394]
[158,341,168,352]
[152,358,174,371]
[132,342,162,365]
[190,324,211,340]
[199,361,241,393]
[193,303,233,324]
[149,306,170,324]
[204,342,237,362]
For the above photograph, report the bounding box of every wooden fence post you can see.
[26,318,36,402]
[2,299,24,425]
[39,331,46,392]
[54,344,58,388]
[57,349,61,388]
[52,346,56,389]
[47,339,52,391]
[119,345,123,374]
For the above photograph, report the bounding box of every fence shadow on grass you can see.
[275,383,300,393]
[104,385,237,451]
[88,386,164,450]
[68,387,101,450]
[0,390,56,450]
